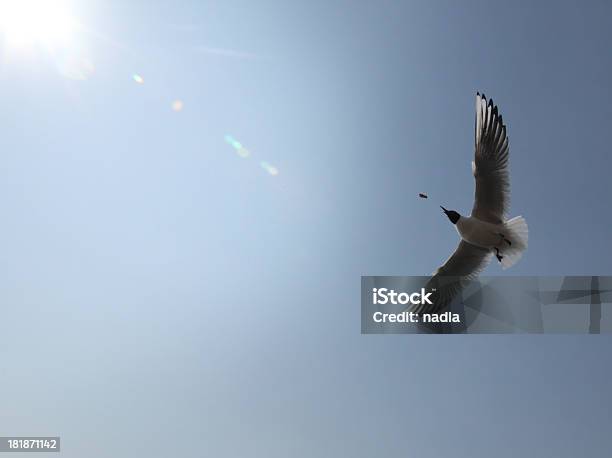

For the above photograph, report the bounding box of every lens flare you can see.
[224,135,278,175]
[224,134,250,158]
[260,161,279,176]
[133,74,144,84]
[171,100,184,112]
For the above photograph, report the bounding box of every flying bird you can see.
[412,93,528,314]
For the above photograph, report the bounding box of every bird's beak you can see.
[440,206,448,213]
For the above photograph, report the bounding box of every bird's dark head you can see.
[440,206,460,225]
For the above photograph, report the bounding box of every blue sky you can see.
[0,1,611,456]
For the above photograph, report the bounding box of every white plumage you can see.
[455,214,528,269]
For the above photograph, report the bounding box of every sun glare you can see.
[0,0,76,49]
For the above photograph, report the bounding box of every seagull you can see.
[412,93,528,314]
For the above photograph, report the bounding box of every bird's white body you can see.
[456,215,503,248]
[456,214,528,269]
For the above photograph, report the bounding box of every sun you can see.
[0,0,76,49]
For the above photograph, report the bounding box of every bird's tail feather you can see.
[500,216,528,269]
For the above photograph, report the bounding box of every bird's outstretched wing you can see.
[411,240,492,314]
[471,93,510,224]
